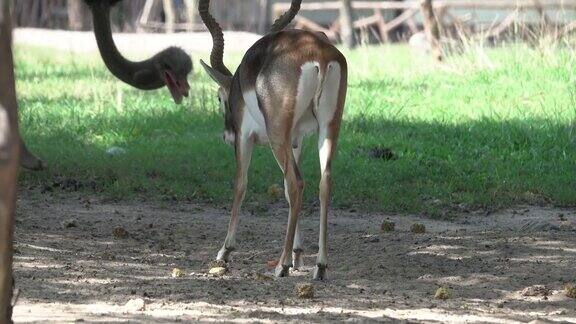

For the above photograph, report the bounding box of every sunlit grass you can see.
[15,43,576,215]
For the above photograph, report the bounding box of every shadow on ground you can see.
[12,193,576,322]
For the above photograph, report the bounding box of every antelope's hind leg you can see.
[289,138,305,270]
[216,135,254,262]
[312,61,345,280]
[272,143,304,277]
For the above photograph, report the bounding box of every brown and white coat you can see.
[199,0,347,280]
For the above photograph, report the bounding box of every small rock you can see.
[171,267,185,278]
[565,283,576,298]
[434,287,451,300]
[267,184,283,200]
[296,283,314,299]
[106,146,126,157]
[62,219,77,229]
[362,234,380,243]
[411,223,426,234]
[124,298,145,312]
[113,226,129,239]
[521,285,551,297]
[381,220,395,232]
[209,267,227,276]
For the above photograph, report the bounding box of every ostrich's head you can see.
[155,47,192,104]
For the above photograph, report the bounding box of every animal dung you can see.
[267,183,283,200]
[411,223,426,234]
[296,283,314,299]
[113,226,129,239]
[521,285,551,297]
[434,287,451,300]
[209,267,227,276]
[208,260,228,276]
[171,267,185,278]
[209,260,227,268]
[565,283,576,298]
[381,220,395,232]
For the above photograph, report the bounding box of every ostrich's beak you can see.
[164,71,189,104]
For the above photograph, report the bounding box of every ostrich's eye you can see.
[217,96,221,103]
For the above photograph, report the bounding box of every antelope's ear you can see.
[200,59,231,89]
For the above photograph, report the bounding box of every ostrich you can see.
[85,0,192,104]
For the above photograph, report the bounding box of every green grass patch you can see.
[15,44,576,214]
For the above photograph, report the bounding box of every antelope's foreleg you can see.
[216,136,253,262]
[273,145,304,277]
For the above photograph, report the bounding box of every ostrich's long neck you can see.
[90,2,163,90]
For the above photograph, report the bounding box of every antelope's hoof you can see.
[292,250,304,270]
[216,247,234,262]
[313,264,327,281]
[275,264,290,277]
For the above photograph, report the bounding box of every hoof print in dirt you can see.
[381,220,395,232]
[253,272,273,281]
[171,267,185,278]
[113,226,129,239]
[521,285,551,298]
[434,287,451,300]
[411,223,426,234]
[62,219,77,229]
[564,283,576,298]
[296,283,314,299]
[124,298,146,312]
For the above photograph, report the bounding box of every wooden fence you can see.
[273,0,576,42]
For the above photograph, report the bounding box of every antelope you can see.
[198,0,347,279]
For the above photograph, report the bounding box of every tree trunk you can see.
[67,0,84,30]
[340,0,356,48]
[0,0,21,322]
[420,0,442,61]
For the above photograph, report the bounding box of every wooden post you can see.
[0,0,21,322]
[340,0,356,48]
[257,0,271,34]
[162,0,175,33]
[66,0,84,30]
[420,0,442,61]
[183,0,197,31]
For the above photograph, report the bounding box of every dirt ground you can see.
[10,192,576,323]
